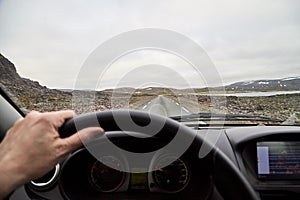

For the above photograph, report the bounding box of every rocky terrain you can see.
[0,53,299,124]
[0,54,72,113]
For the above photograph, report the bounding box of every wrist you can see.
[0,145,27,199]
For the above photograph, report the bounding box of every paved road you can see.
[131,95,191,117]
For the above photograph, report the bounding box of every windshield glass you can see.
[0,0,299,125]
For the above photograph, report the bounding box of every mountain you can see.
[225,77,300,91]
[2,53,300,95]
[0,53,71,112]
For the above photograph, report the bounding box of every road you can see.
[130,95,191,117]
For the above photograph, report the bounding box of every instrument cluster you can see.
[57,147,192,199]
[88,154,190,193]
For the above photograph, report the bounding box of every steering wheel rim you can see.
[58,109,260,200]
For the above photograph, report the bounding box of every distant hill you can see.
[0,53,71,112]
[225,77,300,91]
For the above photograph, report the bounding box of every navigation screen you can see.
[257,141,300,179]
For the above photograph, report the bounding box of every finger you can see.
[62,127,104,153]
[53,110,75,121]
[48,110,76,128]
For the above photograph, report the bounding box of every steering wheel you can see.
[58,110,260,200]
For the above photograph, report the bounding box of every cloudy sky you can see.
[0,0,299,89]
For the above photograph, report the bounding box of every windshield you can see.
[0,0,299,125]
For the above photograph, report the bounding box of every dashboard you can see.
[225,126,300,200]
[2,92,300,200]
[23,126,300,200]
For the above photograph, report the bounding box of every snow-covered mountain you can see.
[226,77,300,91]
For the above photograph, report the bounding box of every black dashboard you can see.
[21,126,300,200]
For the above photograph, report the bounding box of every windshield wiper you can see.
[170,112,283,124]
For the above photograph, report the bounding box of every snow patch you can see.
[258,81,269,85]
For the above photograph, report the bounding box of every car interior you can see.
[1,1,300,200]
[1,86,300,200]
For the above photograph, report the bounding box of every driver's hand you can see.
[0,110,104,199]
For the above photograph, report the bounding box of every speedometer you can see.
[89,156,126,192]
[153,156,189,192]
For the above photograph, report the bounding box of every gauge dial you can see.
[90,156,126,192]
[153,156,189,192]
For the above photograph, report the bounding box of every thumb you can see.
[63,127,104,152]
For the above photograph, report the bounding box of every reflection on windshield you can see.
[0,54,299,125]
[73,87,300,125]
[1,74,300,125]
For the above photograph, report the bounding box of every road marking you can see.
[182,107,190,113]
[142,105,148,109]
[175,102,179,106]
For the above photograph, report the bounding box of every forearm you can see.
[0,172,18,200]
[0,145,26,200]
